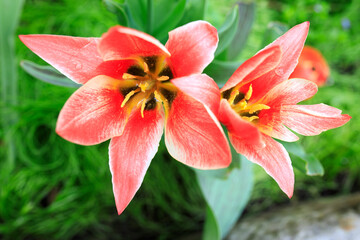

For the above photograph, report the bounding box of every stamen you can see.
[154,90,170,114]
[157,76,169,81]
[249,104,270,114]
[229,90,240,105]
[242,116,259,122]
[121,88,140,107]
[233,99,247,112]
[245,85,253,100]
[122,73,138,80]
[140,99,147,118]
[139,81,149,92]
[143,62,149,73]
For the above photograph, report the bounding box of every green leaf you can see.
[179,0,206,25]
[125,0,148,31]
[103,0,129,26]
[204,60,242,87]
[203,206,220,240]
[0,0,24,171]
[152,0,187,41]
[226,1,255,60]
[196,155,253,239]
[215,5,240,56]
[20,61,81,88]
[281,141,324,176]
[261,21,289,46]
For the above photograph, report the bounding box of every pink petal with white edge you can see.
[221,46,282,92]
[257,108,299,142]
[281,104,351,136]
[166,21,218,78]
[171,74,220,116]
[230,133,294,198]
[19,35,102,84]
[218,99,264,149]
[247,22,310,101]
[98,26,170,61]
[109,106,164,215]
[56,75,129,145]
[165,92,231,169]
[261,78,318,107]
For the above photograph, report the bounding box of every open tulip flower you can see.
[20,21,232,214]
[218,22,351,198]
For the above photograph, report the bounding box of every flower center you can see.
[120,56,176,117]
[222,85,270,123]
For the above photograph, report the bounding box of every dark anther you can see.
[143,56,157,72]
[127,65,146,77]
[158,67,173,80]
[160,88,176,105]
[233,92,245,105]
[221,88,233,100]
[120,86,138,97]
[145,97,157,110]
[311,66,316,71]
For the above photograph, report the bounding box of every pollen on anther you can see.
[122,73,137,80]
[157,76,169,81]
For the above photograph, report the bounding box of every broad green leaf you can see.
[204,60,242,87]
[215,5,240,56]
[0,0,24,171]
[281,141,324,176]
[196,155,253,239]
[179,0,206,25]
[103,0,129,26]
[261,21,289,46]
[152,0,187,42]
[226,1,255,60]
[203,206,220,240]
[125,0,148,31]
[20,61,81,88]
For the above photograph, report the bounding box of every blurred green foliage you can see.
[0,0,359,239]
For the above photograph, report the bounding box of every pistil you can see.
[226,84,270,123]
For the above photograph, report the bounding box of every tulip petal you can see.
[261,78,318,107]
[98,26,170,61]
[166,21,218,77]
[109,106,164,215]
[281,104,351,136]
[171,74,220,115]
[257,108,299,142]
[245,22,310,101]
[56,75,130,145]
[218,99,264,149]
[221,45,282,92]
[165,92,231,169]
[19,35,103,84]
[230,133,294,198]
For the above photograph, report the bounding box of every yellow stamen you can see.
[143,61,149,73]
[228,90,240,105]
[139,81,149,92]
[242,116,259,122]
[233,99,247,112]
[121,88,140,107]
[154,90,170,117]
[245,85,253,100]
[140,99,147,118]
[157,76,169,81]
[249,104,270,114]
[122,73,137,80]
